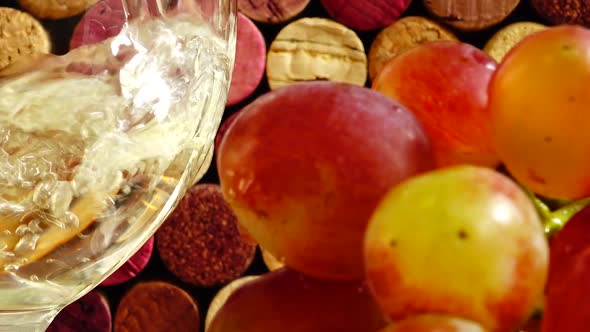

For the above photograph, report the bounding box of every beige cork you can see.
[368,16,458,81]
[0,7,52,69]
[484,22,547,62]
[266,17,367,90]
[18,0,99,20]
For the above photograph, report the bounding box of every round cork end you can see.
[114,281,200,332]
[156,184,257,287]
[531,0,590,27]
[100,237,154,287]
[321,0,412,31]
[18,0,100,19]
[238,0,311,24]
[266,17,367,90]
[0,7,51,69]
[423,0,520,32]
[483,22,547,62]
[368,16,458,81]
[47,291,112,332]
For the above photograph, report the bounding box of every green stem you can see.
[544,197,590,237]
[520,185,590,236]
[522,187,552,221]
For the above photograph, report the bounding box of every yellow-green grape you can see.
[364,166,548,332]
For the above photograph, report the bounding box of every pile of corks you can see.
[0,0,586,331]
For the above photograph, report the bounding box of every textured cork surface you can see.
[423,0,521,31]
[483,21,546,62]
[368,16,458,81]
[156,184,257,287]
[531,0,590,27]
[238,0,311,24]
[266,17,367,90]
[114,281,200,332]
[0,7,51,69]
[320,0,412,31]
[17,0,99,19]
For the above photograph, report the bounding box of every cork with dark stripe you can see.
[266,17,367,90]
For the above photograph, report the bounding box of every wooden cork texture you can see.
[0,7,51,69]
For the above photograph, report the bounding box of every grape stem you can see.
[522,187,590,237]
[545,198,590,237]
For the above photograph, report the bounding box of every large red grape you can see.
[217,81,434,280]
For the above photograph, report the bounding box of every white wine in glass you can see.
[0,0,236,330]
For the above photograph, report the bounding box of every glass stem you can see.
[0,308,59,332]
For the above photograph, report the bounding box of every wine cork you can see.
[47,291,112,332]
[266,17,367,90]
[100,237,154,287]
[17,0,100,20]
[114,281,200,332]
[69,0,127,50]
[0,7,51,69]
[368,16,458,81]
[484,22,547,62]
[226,13,266,106]
[320,0,412,31]
[531,0,590,27]
[204,276,260,331]
[156,184,257,287]
[423,0,520,31]
[238,0,310,24]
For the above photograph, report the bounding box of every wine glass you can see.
[0,0,236,330]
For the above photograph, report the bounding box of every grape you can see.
[364,165,548,332]
[378,315,486,332]
[542,205,590,332]
[217,81,434,280]
[373,41,498,168]
[488,25,590,199]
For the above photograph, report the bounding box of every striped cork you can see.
[0,7,51,70]
[423,0,521,31]
[266,17,367,90]
[321,0,412,31]
[238,0,310,24]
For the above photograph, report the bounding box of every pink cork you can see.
[320,0,412,31]
[238,0,310,24]
[226,13,267,106]
[69,0,126,50]
[46,291,112,332]
[100,236,154,287]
